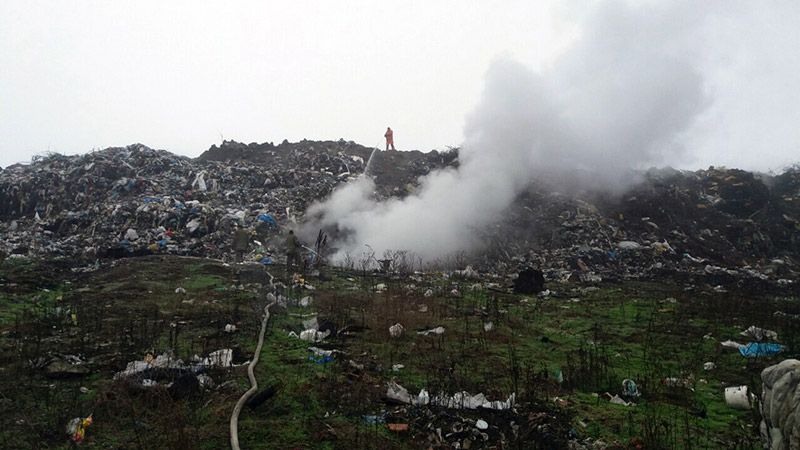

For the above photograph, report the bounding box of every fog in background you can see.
[1,0,799,171]
[304,1,798,261]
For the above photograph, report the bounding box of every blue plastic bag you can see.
[257,214,277,227]
[739,342,783,357]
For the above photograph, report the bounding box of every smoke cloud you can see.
[305,1,712,262]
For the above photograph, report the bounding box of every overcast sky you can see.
[1,1,799,171]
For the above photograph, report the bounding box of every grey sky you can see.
[1,1,799,171]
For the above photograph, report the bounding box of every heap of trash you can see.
[483,166,800,290]
[0,141,373,261]
[1,140,798,290]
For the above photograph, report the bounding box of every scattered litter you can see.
[309,354,334,364]
[299,329,330,343]
[739,342,784,358]
[417,326,445,336]
[201,349,233,368]
[348,359,364,370]
[308,347,338,358]
[66,414,93,443]
[115,352,184,379]
[363,414,386,425]
[197,374,215,389]
[475,419,489,430]
[387,423,409,432]
[175,287,186,294]
[389,323,404,338]
[617,241,642,250]
[662,377,694,389]
[703,362,716,371]
[43,355,89,378]
[721,340,744,350]
[224,324,237,333]
[740,325,778,342]
[455,265,479,279]
[386,381,412,404]
[302,316,319,331]
[386,382,516,410]
[622,379,640,398]
[607,394,633,406]
[392,364,405,372]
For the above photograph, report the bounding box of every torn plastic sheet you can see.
[386,381,515,410]
[740,325,778,342]
[739,342,784,358]
[417,326,445,336]
[299,329,330,342]
[307,347,344,358]
[114,348,233,380]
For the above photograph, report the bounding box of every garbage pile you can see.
[400,405,572,449]
[0,141,375,260]
[376,381,574,448]
[1,140,798,287]
[487,166,800,288]
[113,349,235,398]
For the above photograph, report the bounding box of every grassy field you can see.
[0,255,796,449]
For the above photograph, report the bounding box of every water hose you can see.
[229,299,276,450]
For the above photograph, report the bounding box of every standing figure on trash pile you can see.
[285,229,302,273]
[232,224,251,262]
[384,127,395,151]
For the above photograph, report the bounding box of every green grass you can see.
[0,258,790,448]
[0,287,68,325]
[182,274,225,291]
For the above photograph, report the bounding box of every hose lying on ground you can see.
[229,298,276,450]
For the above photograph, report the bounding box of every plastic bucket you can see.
[724,386,751,410]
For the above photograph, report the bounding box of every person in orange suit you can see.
[384,127,395,151]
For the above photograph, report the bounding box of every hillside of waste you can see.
[0,141,798,292]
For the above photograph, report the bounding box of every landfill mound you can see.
[0,141,798,289]
[0,142,367,261]
[199,139,459,197]
[0,141,455,263]
[492,166,800,291]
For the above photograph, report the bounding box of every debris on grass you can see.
[417,326,445,336]
[389,323,404,338]
[386,382,516,410]
[740,325,778,341]
[724,386,753,410]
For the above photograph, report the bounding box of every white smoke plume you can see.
[305,1,712,262]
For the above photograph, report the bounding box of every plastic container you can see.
[724,385,752,409]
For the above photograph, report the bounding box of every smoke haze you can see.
[303,1,753,261]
